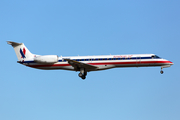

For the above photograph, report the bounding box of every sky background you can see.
[0,0,180,120]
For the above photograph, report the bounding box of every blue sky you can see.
[0,0,180,120]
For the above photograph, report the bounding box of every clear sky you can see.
[0,0,180,120]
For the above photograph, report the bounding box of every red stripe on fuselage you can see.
[26,60,172,68]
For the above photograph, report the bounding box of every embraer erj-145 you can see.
[7,41,173,80]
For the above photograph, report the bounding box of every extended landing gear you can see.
[78,68,87,80]
[78,72,87,80]
[160,67,164,74]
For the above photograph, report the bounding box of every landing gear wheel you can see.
[81,76,86,80]
[78,73,83,77]
[78,68,87,80]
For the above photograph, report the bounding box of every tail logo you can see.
[20,48,26,59]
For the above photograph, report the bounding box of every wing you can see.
[64,59,98,71]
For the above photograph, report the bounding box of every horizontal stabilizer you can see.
[7,41,22,47]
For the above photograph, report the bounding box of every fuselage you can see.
[20,54,173,72]
[8,41,174,79]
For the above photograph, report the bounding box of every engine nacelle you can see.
[34,55,58,64]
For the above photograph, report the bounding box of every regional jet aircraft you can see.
[7,41,173,79]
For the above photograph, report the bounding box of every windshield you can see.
[155,55,161,58]
[152,55,161,59]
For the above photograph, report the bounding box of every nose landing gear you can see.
[160,67,164,74]
[160,65,172,74]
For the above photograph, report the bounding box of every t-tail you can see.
[7,41,35,61]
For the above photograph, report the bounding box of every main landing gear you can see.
[78,68,87,80]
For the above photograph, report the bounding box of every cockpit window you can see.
[155,55,160,58]
[152,55,161,59]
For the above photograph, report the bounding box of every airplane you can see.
[7,41,173,80]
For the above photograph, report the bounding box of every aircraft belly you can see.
[25,63,75,71]
[36,66,75,70]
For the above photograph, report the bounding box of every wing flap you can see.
[64,59,98,70]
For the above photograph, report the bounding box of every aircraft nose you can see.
[168,61,174,65]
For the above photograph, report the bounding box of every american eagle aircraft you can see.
[8,41,173,79]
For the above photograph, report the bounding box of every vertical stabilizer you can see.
[7,41,34,61]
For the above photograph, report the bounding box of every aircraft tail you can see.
[7,41,35,61]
